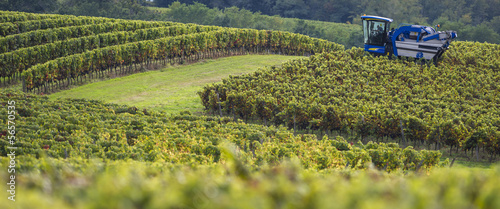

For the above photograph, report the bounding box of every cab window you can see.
[363,20,387,46]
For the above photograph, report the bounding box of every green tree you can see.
[294,19,323,38]
[273,0,309,19]
[224,6,254,28]
[0,0,58,13]
[487,16,500,35]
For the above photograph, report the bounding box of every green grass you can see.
[49,55,302,114]
[453,159,494,169]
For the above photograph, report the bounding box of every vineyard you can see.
[200,42,500,161]
[0,90,459,208]
[1,10,500,208]
[0,90,442,171]
[0,11,343,94]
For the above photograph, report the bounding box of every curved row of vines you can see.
[0,24,218,84]
[0,15,123,36]
[0,20,178,54]
[20,28,343,92]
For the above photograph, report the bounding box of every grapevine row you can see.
[0,15,122,36]
[0,20,177,54]
[199,42,500,160]
[0,13,68,23]
[0,10,75,17]
[0,24,220,84]
[21,29,343,92]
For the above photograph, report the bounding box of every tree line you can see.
[3,0,498,46]
[153,0,500,44]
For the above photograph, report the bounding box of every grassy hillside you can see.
[49,55,301,114]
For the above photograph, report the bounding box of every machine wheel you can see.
[385,44,394,59]
[433,47,444,65]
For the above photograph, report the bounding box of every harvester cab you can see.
[361,15,458,61]
[361,15,393,54]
